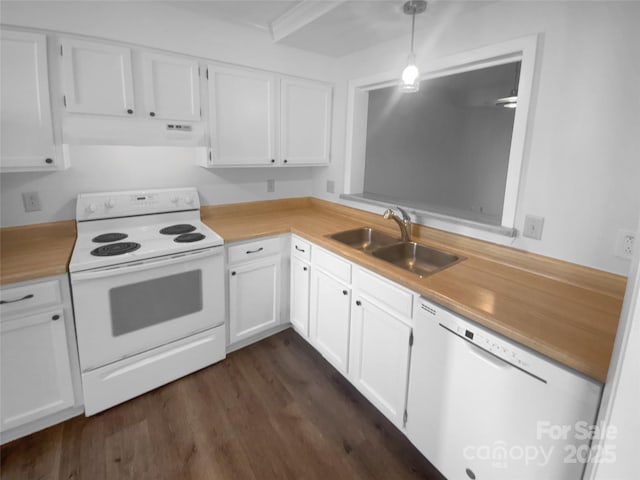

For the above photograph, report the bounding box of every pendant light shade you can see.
[399,1,427,93]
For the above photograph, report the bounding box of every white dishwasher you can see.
[406,297,602,480]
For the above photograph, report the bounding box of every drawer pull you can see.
[295,245,305,253]
[342,290,348,296]
[246,247,264,254]
[51,314,60,321]
[303,266,308,271]
[355,300,362,306]
[0,293,34,305]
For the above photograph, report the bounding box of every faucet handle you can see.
[396,206,411,222]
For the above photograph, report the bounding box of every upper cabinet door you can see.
[61,38,135,116]
[142,52,200,121]
[207,65,277,166]
[1,30,57,171]
[280,77,332,165]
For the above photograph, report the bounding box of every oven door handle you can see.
[71,247,222,282]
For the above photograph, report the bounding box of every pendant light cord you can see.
[410,10,416,55]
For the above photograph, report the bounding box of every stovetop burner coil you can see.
[174,233,206,243]
[92,232,128,243]
[160,224,196,235]
[90,242,141,256]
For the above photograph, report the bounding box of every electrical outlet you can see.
[614,230,635,259]
[326,180,335,194]
[22,192,42,212]
[266,179,275,193]
[523,214,544,240]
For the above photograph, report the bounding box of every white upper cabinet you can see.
[1,30,59,172]
[141,52,201,121]
[207,64,277,166]
[60,38,135,116]
[280,77,332,165]
[205,64,332,167]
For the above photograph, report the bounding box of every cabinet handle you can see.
[246,247,264,254]
[342,290,348,296]
[355,300,361,306]
[45,158,53,164]
[51,314,60,321]
[270,159,275,163]
[284,159,288,164]
[149,112,156,117]
[295,245,305,253]
[231,271,237,276]
[127,109,134,114]
[0,293,34,304]
[303,266,308,271]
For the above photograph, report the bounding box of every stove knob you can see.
[105,198,115,209]
[184,196,195,205]
[85,203,97,214]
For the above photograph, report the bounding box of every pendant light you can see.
[496,63,520,108]
[400,0,427,93]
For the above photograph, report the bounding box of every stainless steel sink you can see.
[371,242,463,277]
[328,227,399,253]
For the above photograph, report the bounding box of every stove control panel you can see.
[76,187,201,221]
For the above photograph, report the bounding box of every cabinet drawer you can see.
[312,247,351,284]
[0,279,63,318]
[291,235,311,261]
[354,267,413,319]
[228,237,281,264]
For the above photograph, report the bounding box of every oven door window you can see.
[109,270,203,336]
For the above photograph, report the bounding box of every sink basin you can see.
[371,242,462,277]
[328,227,399,253]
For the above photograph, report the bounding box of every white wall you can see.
[0,146,316,226]
[0,1,338,227]
[314,0,640,275]
[588,217,640,480]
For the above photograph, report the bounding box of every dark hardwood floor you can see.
[1,329,444,480]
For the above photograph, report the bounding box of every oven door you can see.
[70,247,224,371]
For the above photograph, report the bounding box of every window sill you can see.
[340,193,517,238]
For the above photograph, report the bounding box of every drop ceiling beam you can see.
[270,0,348,43]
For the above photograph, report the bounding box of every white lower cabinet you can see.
[290,256,310,336]
[309,267,352,375]
[229,255,280,344]
[301,240,414,429]
[349,296,412,428]
[0,275,82,443]
[227,236,285,347]
[1,310,76,430]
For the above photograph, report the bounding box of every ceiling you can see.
[163,0,454,58]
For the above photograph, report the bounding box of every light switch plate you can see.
[22,192,42,212]
[326,180,335,194]
[266,179,275,193]
[614,229,635,259]
[523,215,544,240]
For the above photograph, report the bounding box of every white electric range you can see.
[69,187,226,415]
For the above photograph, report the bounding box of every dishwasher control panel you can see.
[450,323,531,371]
[418,299,546,381]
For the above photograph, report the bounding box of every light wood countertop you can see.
[202,198,626,383]
[0,198,626,383]
[0,221,76,285]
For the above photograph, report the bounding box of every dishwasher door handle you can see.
[465,341,512,371]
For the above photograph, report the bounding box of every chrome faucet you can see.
[383,206,412,242]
